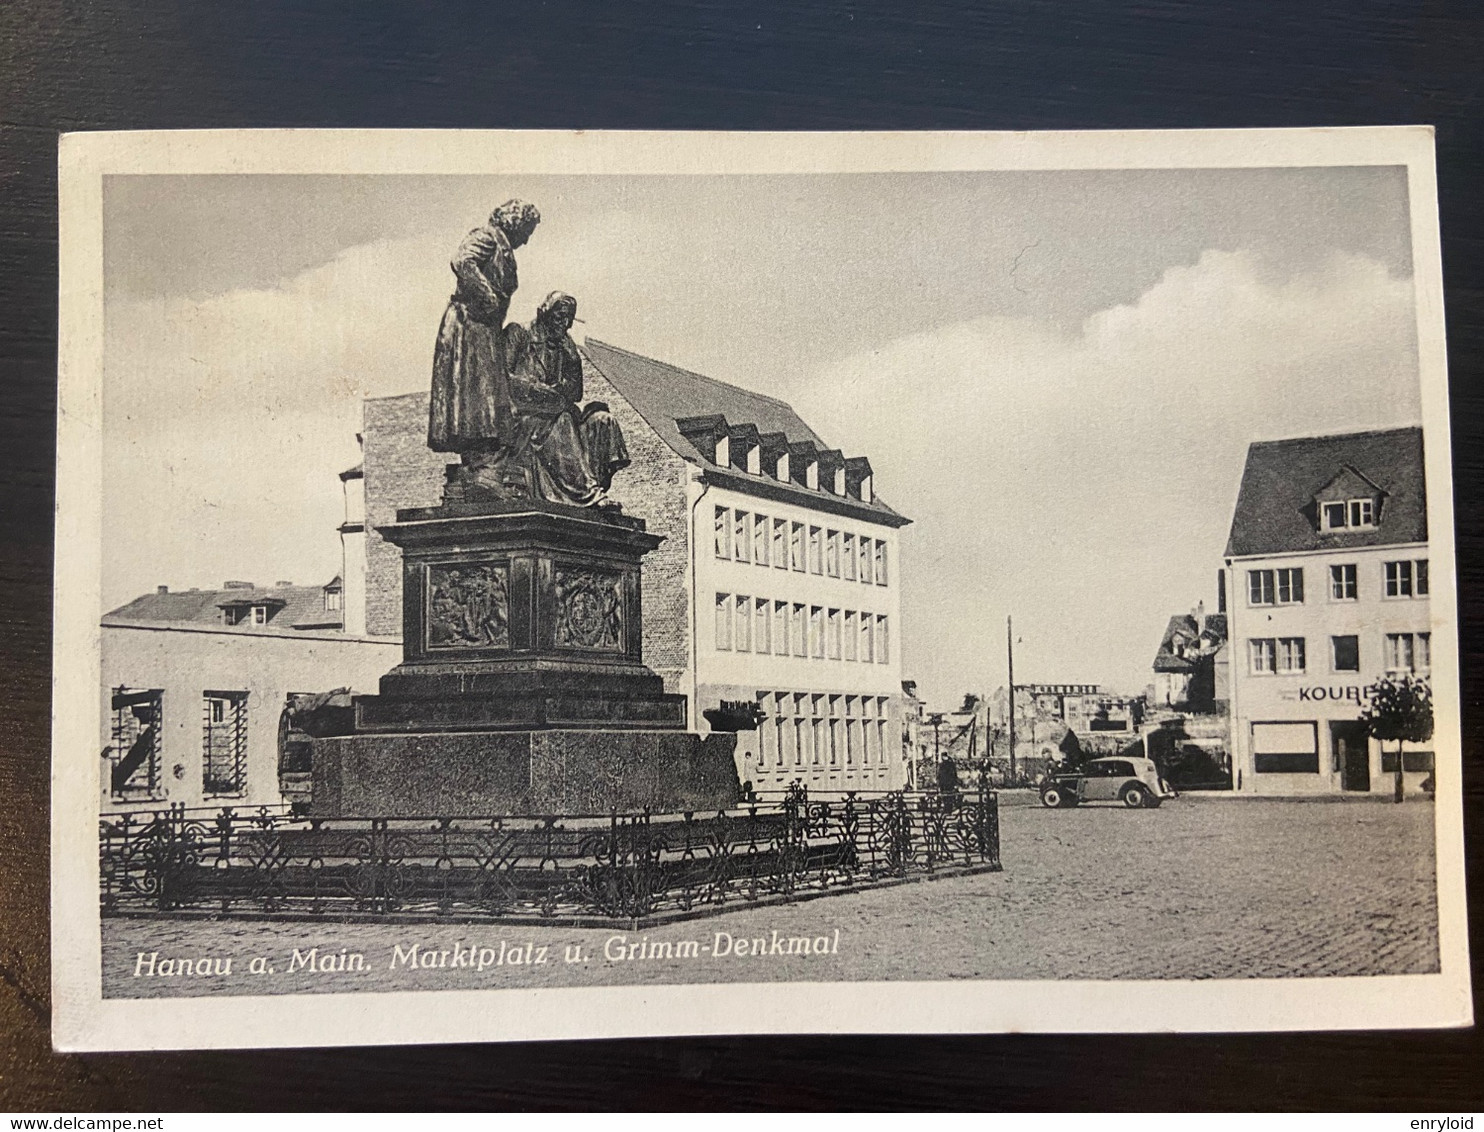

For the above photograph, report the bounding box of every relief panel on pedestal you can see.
[553,565,624,652]
[426,561,511,650]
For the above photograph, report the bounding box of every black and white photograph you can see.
[50,127,1468,1050]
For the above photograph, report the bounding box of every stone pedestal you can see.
[312,500,740,817]
[310,729,740,817]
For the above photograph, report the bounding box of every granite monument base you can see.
[310,728,741,818]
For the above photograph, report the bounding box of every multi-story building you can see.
[1151,602,1229,711]
[100,580,400,813]
[1224,426,1433,795]
[355,338,912,796]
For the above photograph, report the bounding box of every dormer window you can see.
[1313,465,1385,533]
[1321,498,1375,530]
[219,595,285,626]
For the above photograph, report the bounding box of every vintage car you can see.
[1038,756,1177,809]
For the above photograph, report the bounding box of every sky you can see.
[101,166,1422,709]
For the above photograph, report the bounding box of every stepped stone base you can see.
[310,729,741,818]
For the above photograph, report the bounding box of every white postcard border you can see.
[52,127,1470,1050]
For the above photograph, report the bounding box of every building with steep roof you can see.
[1223,425,1433,795]
[355,338,913,796]
[1151,604,1229,711]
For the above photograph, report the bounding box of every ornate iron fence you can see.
[99,787,1000,926]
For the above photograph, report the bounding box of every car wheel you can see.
[1120,785,1150,809]
[1040,786,1064,808]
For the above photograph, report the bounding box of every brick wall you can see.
[581,350,693,693]
[362,393,445,638]
[358,352,696,691]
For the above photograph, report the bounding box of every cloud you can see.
[790,250,1419,707]
[101,237,1421,716]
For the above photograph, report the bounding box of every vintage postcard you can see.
[52,128,1470,1050]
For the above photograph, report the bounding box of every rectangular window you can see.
[714,506,730,559]
[1321,499,1376,530]
[1385,632,1431,674]
[828,696,841,765]
[773,601,788,655]
[876,615,890,663]
[109,687,163,799]
[202,691,249,796]
[772,518,788,569]
[251,605,268,625]
[734,511,750,562]
[754,597,770,654]
[1252,721,1319,774]
[752,513,769,565]
[325,588,342,612]
[734,594,751,652]
[825,530,840,577]
[874,540,888,585]
[844,610,858,661]
[808,526,823,574]
[1330,563,1358,601]
[859,536,873,584]
[1331,635,1360,673]
[845,704,859,765]
[792,603,807,656]
[1249,638,1276,674]
[1384,559,1428,599]
[714,593,731,650]
[860,613,874,663]
[1248,570,1275,605]
[810,606,825,658]
[843,533,857,581]
[780,704,796,766]
[759,693,775,765]
[1276,568,1304,604]
[827,608,842,659]
[1277,637,1306,673]
[1381,749,1434,774]
[812,695,826,764]
[790,522,805,572]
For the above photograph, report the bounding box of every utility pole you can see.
[1007,615,1017,785]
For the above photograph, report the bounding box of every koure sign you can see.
[1278,684,1371,704]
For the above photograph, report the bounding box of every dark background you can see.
[2,0,1481,1111]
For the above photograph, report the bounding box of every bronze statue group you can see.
[429,199,629,509]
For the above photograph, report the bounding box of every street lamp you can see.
[927,712,946,788]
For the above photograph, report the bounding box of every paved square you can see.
[102,796,1439,997]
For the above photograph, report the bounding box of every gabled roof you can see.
[583,339,827,452]
[1153,614,1200,672]
[1313,464,1386,504]
[105,581,343,632]
[581,339,908,527]
[1225,426,1426,558]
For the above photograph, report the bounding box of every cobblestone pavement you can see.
[101,795,1439,998]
